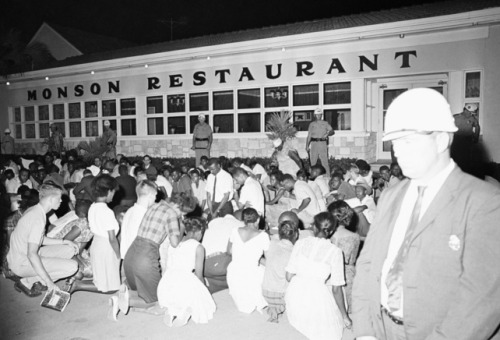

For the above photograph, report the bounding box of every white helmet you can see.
[382,88,457,141]
[4,128,10,134]
[104,120,111,127]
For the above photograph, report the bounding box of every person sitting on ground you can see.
[113,164,137,208]
[51,199,93,279]
[310,164,330,197]
[158,217,216,327]
[198,156,209,173]
[265,170,287,205]
[202,214,244,294]
[282,174,322,227]
[326,172,357,204]
[262,220,299,323]
[6,168,33,194]
[206,158,234,219]
[73,169,95,202]
[161,166,174,184]
[232,157,253,174]
[7,183,79,297]
[297,169,327,212]
[190,169,207,212]
[328,200,360,313]
[285,212,351,340]
[65,175,121,296]
[120,180,158,261]
[232,167,265,219]
[249,159,268,185]
[345,178,376,225]
[171,168,192,196]
[276,211,314,240]
[227,208,270,314]
[355,159,373,187]
[388,161,405,187]
[345,163,360,186]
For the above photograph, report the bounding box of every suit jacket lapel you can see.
[409,167,460,243]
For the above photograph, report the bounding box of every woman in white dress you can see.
[285,212,352,340]
[226,208,270,313]
[158,217,216,327]
[66,174,121,297]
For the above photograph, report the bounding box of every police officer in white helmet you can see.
[352,88,500,340]
[1,128,15,154]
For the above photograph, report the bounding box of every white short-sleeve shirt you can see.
[206,169,234,202]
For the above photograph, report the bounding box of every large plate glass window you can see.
[293,84,319,106]
[53,104,65,120]
[85,101,98,118]
[53,122,65,137]
[238,112,260,132]
[168,117,186,135]
[238,89,260,109]
[39,123,50,139]
[69,102,81,119]
[465,72,481,98]
[102,100,116,116]
[324,82,351,105]
[293,110,314,131]
[39,105,49,121]
[15,125,22,138]
[121,119,136,136]
[86,121,98,137]
[25,106,35,121]
[190,92,209,112]
[148,118,164,135]
[324,109,351,131]
[25,124,35,138]
[265,87,289,107]
[147,96,163,114]
[70,122,82,137]
[167,94,185,113]
[213,114,234,133]
[213,90,233,110]
[121,98,136,116]
[104,120,117,132]
[14,107,21,122]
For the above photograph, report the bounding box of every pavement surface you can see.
[0,276,355,340]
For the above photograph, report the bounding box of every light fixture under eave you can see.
[206,56,211,60]
[399,34,405,38]
[281,47,286,52]
[45,76,50,80]
[91,71,95,75]
[145,64,149,68]
[6,82,10,85]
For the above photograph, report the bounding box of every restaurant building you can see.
[2,1,500,162]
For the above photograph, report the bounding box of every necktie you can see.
[212,174,217,204]
[386,185,426,313]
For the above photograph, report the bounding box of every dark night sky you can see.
[1,0,447,45]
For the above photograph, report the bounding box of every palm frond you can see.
[77,136,108,163]
[265,110,297,141]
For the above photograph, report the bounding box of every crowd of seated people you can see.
[0,150,401,339]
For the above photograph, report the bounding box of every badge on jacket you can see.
[448,235,461,251]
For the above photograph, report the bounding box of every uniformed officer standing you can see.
[192,114,213,166]
[1,128,15,154]
[48,124,64,154]
[102,120,117,159]
[451,103,480,174]
[306,108,335,176]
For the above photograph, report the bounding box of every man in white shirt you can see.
[345,178,376,224]
[120,180,158,259]
[202,214,244,293]
[352,88,500,340]
[232,167,265,217]
[6,168,33,194]
[281,174,321,226]
[310,164,330,197]
[206,158,234,219]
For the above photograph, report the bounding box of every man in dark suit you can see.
[352,88,500,340]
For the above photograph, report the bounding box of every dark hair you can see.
[16,184,30,195]
[355,159,371,172]
[19,168,29,175]
[242,207,259,224]
[91,174,119,198]
[232,158,242,165]
[143,154,152,161]
[313,212,338,238]
[379,165,390,172]
[331,172,343,181]
[170,193,197,213]
[327,200,356,232]
[296,169,309,179]
[4,169,14,177]
[184,217,207,234]
[269,170,283,182]
[189,168,201,177]
[46,164,60,174]
[390,162,400,170]
[281,174,294,182]
[232,167,248,177]
[311,164,326,175]
[118,164,128,175]
[19,188,39,211]
[278,220,298,243]
[75,199,92,218]
[172,167,182,175]
[83,169,92,176]
[200,156,209,162]
[207,158,220,167]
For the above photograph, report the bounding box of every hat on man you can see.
[465,103,478,112]
[273,139,282,148]
[4,128,10,134]
[104,120,111,127]
[314,108,323,115]
[354,178,373,195]
[198,114,205,119]
[382,88,457,141]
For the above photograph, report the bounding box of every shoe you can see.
[117,284,130,315]
[107,296,119,321]
[32,282,48,292]
[14,281,42,298]
[172,310,190,327]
